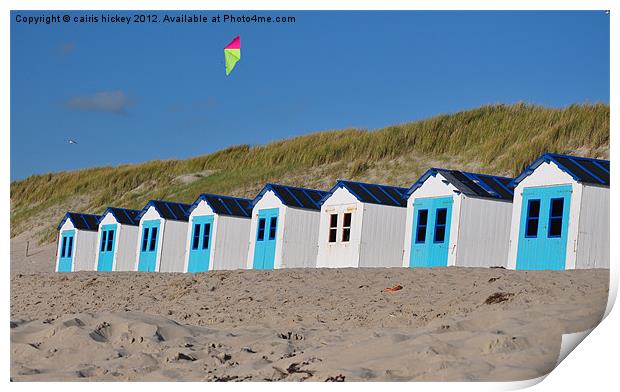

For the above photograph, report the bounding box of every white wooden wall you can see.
[73,229,98,271]
[455,197,512,267]
[280,206,321,268]
[359,203,407,267]
[214,215,251,270]
[159,219,189,272]
[575,184,610,269]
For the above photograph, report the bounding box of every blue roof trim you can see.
[461,171,499,198]
[592,160,610,174]
[405,168,514,200]
[251,183,329,210]
[510,153,610,187]
[98,207,141,225]
[57,212,102,231]
[490,176,514,195]
[320,180,408,207]
[136,200,192,221]
[188,193,253,217]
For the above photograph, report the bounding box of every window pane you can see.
[329,228,337,243]
[418,209,428,226]
[107,230,114,252]
[257,218,265,241]
[100,231,107,252]
[67,237,73,257]
[202,223,210,249]
[329,214,338,228]
[192,224,201,250]
[61,237,67,258]
[149,227,158,251]
[269,217,277,240]
[549,218,562,237]
[141,228,149,252]
[436,208,447,226]
[525,199,541,237]
[342,228,351,242]
[551,198,564,217]
[415,209,428,243]
[526,218,538,237]
[527,199,540,218]
[343,213,352,227]
[434,225,446,243]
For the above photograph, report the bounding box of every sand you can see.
[10,265,609,381]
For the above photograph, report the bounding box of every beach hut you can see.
[316,180,408,268]
[56,212,101,272]
[184,193,253,272]
[402,168,514,268]
[95,207,141,271]
[247,183,329,269]
[135,200,192,272]
[507,153,609,270]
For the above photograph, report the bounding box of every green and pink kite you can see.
[224,36,241,76]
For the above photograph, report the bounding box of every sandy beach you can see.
[10,266,608,381]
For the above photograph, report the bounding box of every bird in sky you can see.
[67,139,78,145]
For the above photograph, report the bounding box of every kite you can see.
[224,36,241,76]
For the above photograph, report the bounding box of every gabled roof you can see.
[406,168,514,201]
[57,212,101,231]
[252,183,329,210]
[189,193,253,218]
[320,180,408,207]
[136,200,192,222]
[511,153,610,187]
[99,207,141,226]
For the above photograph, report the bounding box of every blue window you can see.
[101,231,108,252]
[269,217,278,240]
[149,227,158,251]
[202,223,211,249]
[61,237,67,258]
[433,208,447,243]
[66,237,73,257]
[415,209,428,243]
[106,230,114,251]
[525,199,541,238]
[257,218,266,241]
[191,224,201,250]
[141,228,149,251]
[548,198,564,238]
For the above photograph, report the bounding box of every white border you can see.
[3,1,616,390]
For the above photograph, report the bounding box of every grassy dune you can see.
[10,103,609,243]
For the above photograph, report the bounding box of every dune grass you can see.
[10,103,609,241]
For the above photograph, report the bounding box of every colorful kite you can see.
[224,36,241,76]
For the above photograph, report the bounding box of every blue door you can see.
[516,185,572,270]
[252,208,279,269]
[57,230,75,272]
[187,215,214,272]
[409,197,453,268]
[137,220,161,272]
[97,224,117,271]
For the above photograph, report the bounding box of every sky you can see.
[10,10,610,180]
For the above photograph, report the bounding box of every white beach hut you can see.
[184,193,253,272]
[56,212,101,272]
[95,207,141,271]
[402,168,514,268]
[135,200,192,272]
[507,153,609,270]
[246,183,329,270]
[316,180,408,268]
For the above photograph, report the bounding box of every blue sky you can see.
[10,11,609,180]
